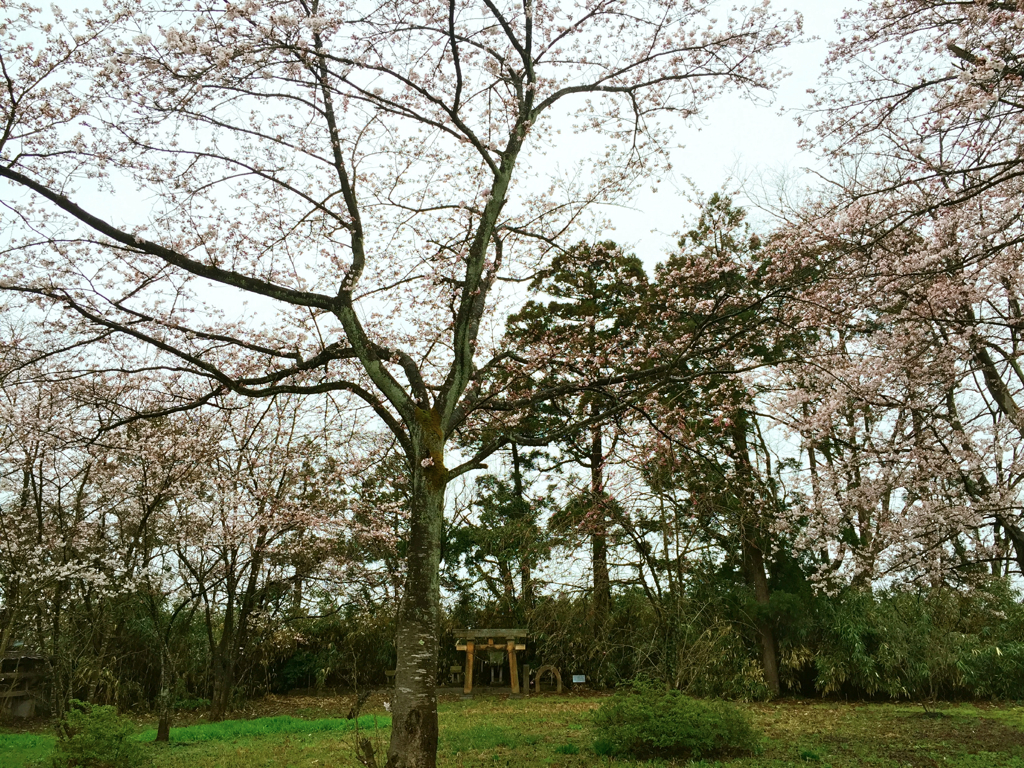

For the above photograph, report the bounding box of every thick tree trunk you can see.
[210,650,235,721]
[591,532,610,623]
[0,603,15,662]
[86,633,111,703]
[995,515,1024,574]
[387,462,445,768]
[207,564,237,723]
[585,312,611,627]
[49,582,69,721]
[156,714,171,743]
[156,648,172,742]
[209,530,265,722]
[500,564,516,608]
[520,563,533,610]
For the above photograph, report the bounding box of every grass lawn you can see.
[2,695,1023,767]
[0,732,56,766]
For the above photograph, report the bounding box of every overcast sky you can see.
[26,0,848,294]
[604,0,844,262]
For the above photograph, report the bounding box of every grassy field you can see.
[2,694,1023,767]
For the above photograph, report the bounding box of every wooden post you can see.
[463,640,475,695]
[507,639,520,694]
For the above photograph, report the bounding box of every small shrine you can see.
[454,628,527,695]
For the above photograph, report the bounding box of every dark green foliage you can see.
[51,701,148,768]
[447,453,555,621]
[778,581,1024,700]
[591,683,761,760]
[528,589,664,690]
[522,568,1024,703]
[171,697,210,712]
[670,612,774,701]
[958,642,1024,700]
[498,239,649,478]
[270,605,396,691]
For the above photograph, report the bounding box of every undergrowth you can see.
[593,682,762,760]
[52,700,149,768]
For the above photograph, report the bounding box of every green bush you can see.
[51,700,149,768]
[591,684,761,760]
[803,582,1024,700]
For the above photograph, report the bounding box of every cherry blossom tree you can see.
[772,230,1024,587]
[0,301,357,721]
[152,398,330,719]
[1,1,801,763]
[770,0,1024,588]
[0,354,179,715]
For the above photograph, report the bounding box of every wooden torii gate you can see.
[455,628,527,695]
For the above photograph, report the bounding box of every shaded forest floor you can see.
[2,693,1023,767]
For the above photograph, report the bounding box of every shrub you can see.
[806,582,1024,700]
[592,684,761,760]
[52,700,149,768]
[672,618,773,701]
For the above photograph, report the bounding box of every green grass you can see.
[441,720,541,752]
[0,732,56,766]
[136,714,389,743]
[2,698,1022,767]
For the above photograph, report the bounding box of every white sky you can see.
[604,0,841,263]
[5,0,846,331]
[54,0,844,276]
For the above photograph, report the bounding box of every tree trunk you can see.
[208,529,265,722]
[995,515,1024,574]
[729,416,780,697]
[156,648,172,742]
[520,562,533,611]
[510,442,534,610]
[591,532,610,624]
[590,423,610,627]
[0,600,15,662]
[210,650,235,721]
[387,461,445,768]
[156,713,171,744]
[48,582,69,721]
[206,558,237,723]
[86,633,111,703]
[744,539,781,696]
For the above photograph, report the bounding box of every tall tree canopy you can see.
[0,1,801,764]
[774,0,1024,588]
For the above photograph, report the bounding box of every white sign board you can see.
[571,674,586,684]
